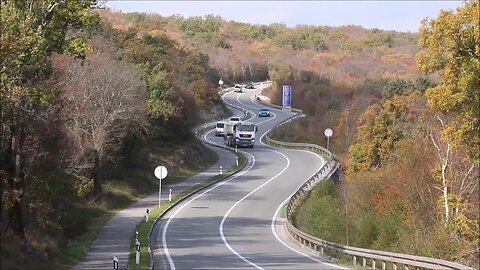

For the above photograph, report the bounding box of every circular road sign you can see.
[324,128,333,138]
[154,166,168,180]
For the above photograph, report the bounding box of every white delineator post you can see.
[236,156,239,166]
[113,256,119,270]
[145,209,149,222]
[168,189,172,202]
[220,165,223,175]
[135,241,140,264]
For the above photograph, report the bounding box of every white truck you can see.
[224,122,258,148]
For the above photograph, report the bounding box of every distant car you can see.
[245,82,255,89]
[233,84,243,93]
[258,108,270,117]
[215,122,225,136]
[229,116,241,125]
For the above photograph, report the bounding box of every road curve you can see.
[73,114,241,270]
[151,84,346,269]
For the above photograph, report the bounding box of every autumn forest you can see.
[1,0,478,269]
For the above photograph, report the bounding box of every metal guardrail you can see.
[259,99,473,270]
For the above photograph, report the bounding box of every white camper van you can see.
[215,122,225,136]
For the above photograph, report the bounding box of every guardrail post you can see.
[353,256,356,266]
[404,266,409,270]
[382,261,386,270]
[372,259,376,269]
[363,258,366,267]
[320,246,324,254]
[393,263,397,270]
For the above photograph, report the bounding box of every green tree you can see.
[416,1,480,162]
[365,30,396,48]
[382,79,415,99]
[0,0,99,240]
[145,65,178,120]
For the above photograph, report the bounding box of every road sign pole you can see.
[158,171,162,209]
[154,166,168,209]
[324,128,333,151]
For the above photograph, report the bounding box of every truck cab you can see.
[224,122,258,148]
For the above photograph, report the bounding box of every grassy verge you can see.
[52,138,218,269]
[127,150,246,269]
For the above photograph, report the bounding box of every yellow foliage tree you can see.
[416,1,480,162]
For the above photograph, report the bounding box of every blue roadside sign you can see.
[282,85,292,107]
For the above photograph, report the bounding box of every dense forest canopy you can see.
[1,1,223,268]
[98,9,421,86]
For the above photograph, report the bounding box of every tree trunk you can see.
[7,124,26,239]
[442,162,449,224]
[8,193,25,239]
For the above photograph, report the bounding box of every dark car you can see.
[245,82,255,89]
[258,108,270,117]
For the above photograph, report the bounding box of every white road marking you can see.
[162,151,256,270]
[163,89,346,269]
[219,127,290,270]
[255,99,348,269]
[237,93,257,121]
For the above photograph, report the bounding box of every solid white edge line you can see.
[224,90,347,269]
[253,96,348,269]
[164,89,345,269]
[161,151,256,270]
[219,129,288,270]
[269,152,349,270]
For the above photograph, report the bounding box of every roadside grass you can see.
[53,137,218,269]
[127,150,246,269]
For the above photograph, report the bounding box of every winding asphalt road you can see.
[151,84,346,269]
